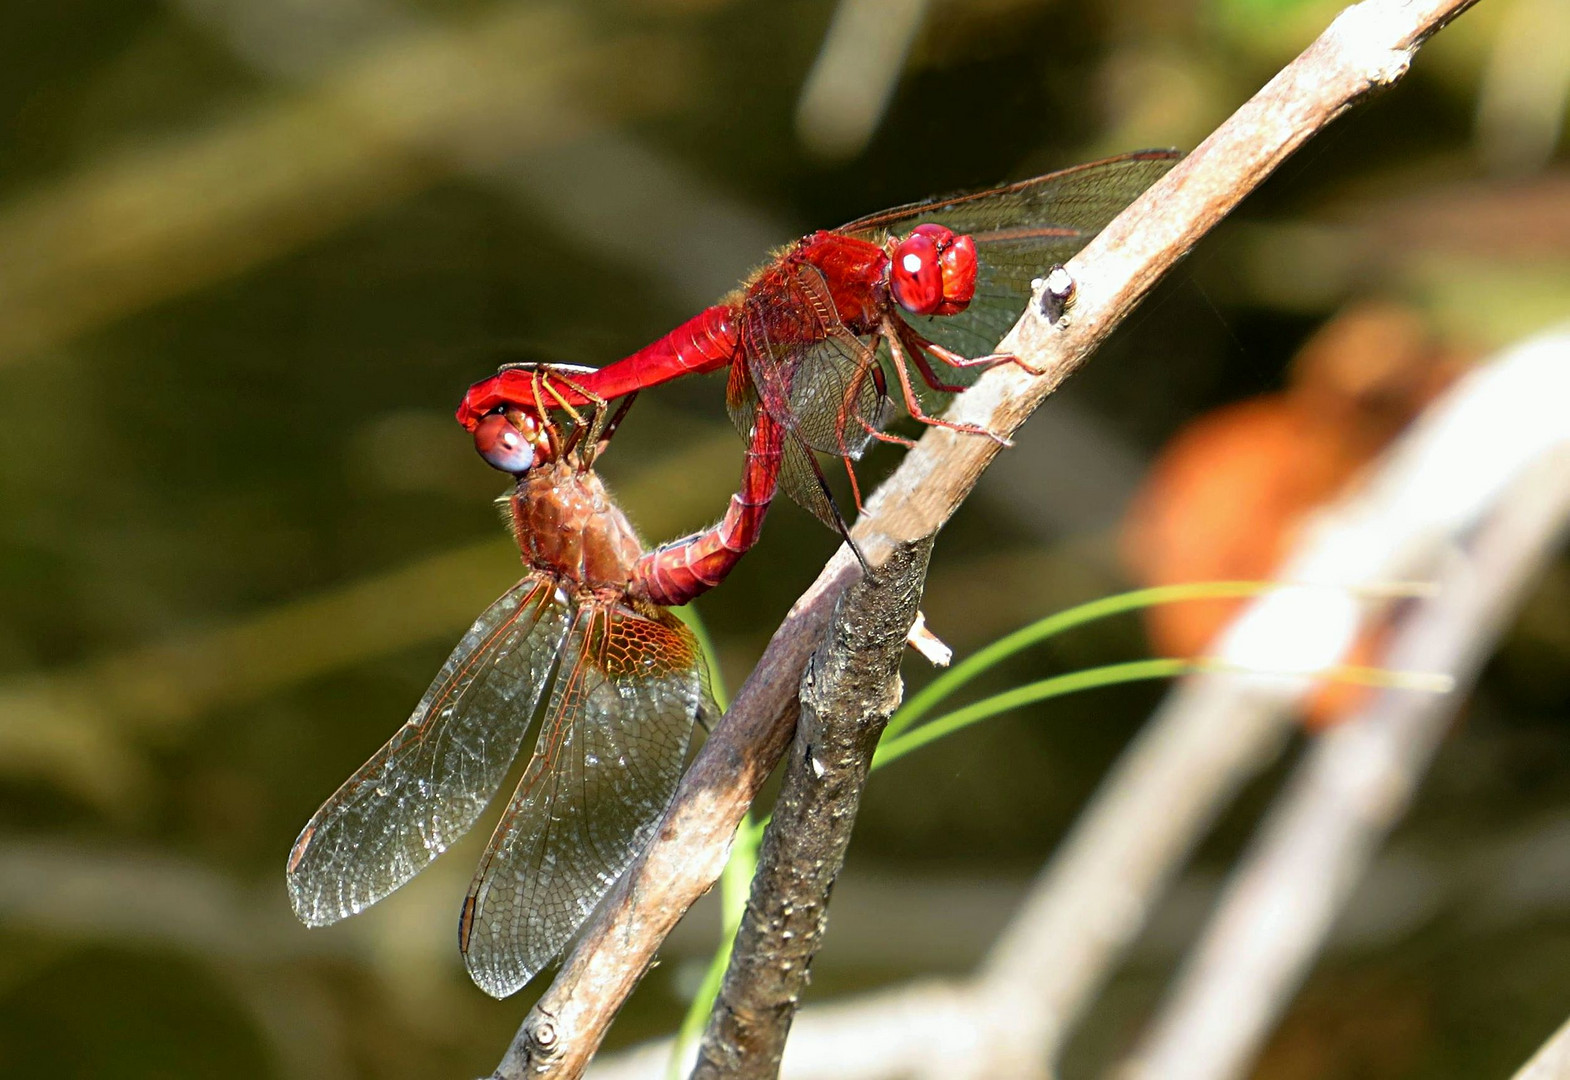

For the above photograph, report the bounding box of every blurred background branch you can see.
[0,5,660,360]
[1121,327,1570,1080]
[0,0,798,366]
[1513,1013,1570,1080]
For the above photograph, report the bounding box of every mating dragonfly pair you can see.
[286,150,1181,998]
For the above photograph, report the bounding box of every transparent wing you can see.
[779,266,889,461]
[839,149,1181,243]
[726,352,855,533]
[738,264,886,461]
[722,262,887,532]
[777,423,850,534]
[458,602,711,998]
[844,150,1181,362]
[286,578,569,926]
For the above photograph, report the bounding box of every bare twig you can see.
[1514,1014,1570,1080]
[1120,331,1570,1080]
[489,1,1480,1075]
[692,539,935,1078]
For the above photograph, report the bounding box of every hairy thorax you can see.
[508,461,645,591]
[732,231,891,338]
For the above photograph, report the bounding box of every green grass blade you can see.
[673,602,730,711]
[667,813,764,1078]
[886,580,1436,741]
[887,582,1284,740]
[877,656,1453,771]
[877,659,1192,769]
[670,582,1449,1071]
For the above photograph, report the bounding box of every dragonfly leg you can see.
[832,406,869,515]
[840,452,866,515]
[856,413,917,449]
[843,360,908,446]
[884,319,1013,447]
[895,325,978,393]
[537,369,605,426]
[591,391,639,462]
[918,336,1046,379]
[532,370,610,458]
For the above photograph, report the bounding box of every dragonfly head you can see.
[889,223,977,318]
[474,411,549,476]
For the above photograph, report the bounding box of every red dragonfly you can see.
[457,150,1180,606]
[287,387,715,998]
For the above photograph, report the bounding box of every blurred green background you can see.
[1,0,1567,1077]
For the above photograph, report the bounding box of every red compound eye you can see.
[935,233,976,316]
[890,230,943,316]
[474,413,543,475]
[891,224,976,317]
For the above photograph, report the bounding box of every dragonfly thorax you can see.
[787,230,890,335]
[509,462,644,591]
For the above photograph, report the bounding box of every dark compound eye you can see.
[474,413,541,475]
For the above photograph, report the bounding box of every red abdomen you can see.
[457,306,739,429]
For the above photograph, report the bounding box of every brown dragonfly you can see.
[287,379,715,997]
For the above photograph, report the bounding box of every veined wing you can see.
[726,261,887,532]
[839,149,1181,244]
[738,263,886,462]
[780,265,890,462]
[286,578,570,926]
[843,150,1181,362]
[459,601,711,998]
[726,352,855,535]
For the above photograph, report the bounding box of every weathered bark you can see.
[693,540,934,1079]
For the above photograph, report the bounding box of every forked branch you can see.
[579,323,1570,1080]
[489,0,1481,1075]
